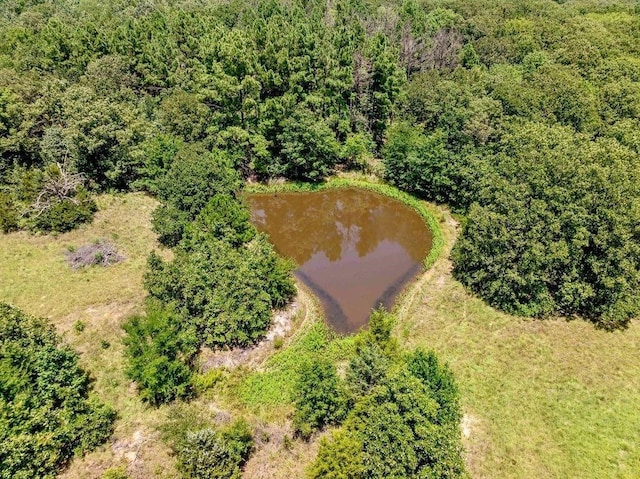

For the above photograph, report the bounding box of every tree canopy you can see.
[0,303,115,479]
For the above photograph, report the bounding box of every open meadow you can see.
[1,193,638,478]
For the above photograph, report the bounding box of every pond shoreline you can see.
[244,177,445,331]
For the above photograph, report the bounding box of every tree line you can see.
[2,0,639,325]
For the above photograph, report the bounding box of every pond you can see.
[246,188,432,334]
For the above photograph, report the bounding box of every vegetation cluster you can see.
[124,157,296,404]
[0,303,115,478]
[295,309,465,479]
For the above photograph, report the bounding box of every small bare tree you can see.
[426,28,463,70]
[30,161,86,218]
[399,22,428,75]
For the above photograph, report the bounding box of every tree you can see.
[0,303,115,479]
[406,348,461,426]
[293,357,347,438]
[177,420,254,479]
[152,146,241,246]
[182,194,257,248]
[123,302,198,405]
[275,105,340,181]
[144,235,295,349]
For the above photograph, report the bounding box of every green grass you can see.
[396,208,640,479]
[238,321,355,411]
[2,188,639,479]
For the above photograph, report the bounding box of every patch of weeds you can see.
[73,320,85,333]
[192,369,225,394]
[101,467,131,479]
[282,434,293,451]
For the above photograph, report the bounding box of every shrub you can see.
[151,146,241,246]
[101,467,131,479]
[0,303,115,478]
[177,419,254,479]
[293,357,348,439]
[123,303,198,405]
[308,429,365,479]
[29,187,97,233]
[0,192,19,233]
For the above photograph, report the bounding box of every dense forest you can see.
[1,0,640,477]
[2,0,639,327]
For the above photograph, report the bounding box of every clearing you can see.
[0,192,638,478]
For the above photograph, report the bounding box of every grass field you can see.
[397,206,640,479]
[1,190,639,478]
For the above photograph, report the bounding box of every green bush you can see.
[151,204,190,248]
[0,192,19,233]
[310,310,466,479]
[293,357,348,439]
[122,302,198,405]
[182,194,257,248]
[308,429,366,479]
[29,188,97,233]
[101,467,131,479]
[145,235,295,349]
[0,303,116,479]
[177,419,254,479]
[151,146,241,246]
[345,308,397,396]
[406,349,462,426]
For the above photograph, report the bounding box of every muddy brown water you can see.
[246,188,432,334]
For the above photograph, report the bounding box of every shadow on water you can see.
[295,269,351,334]
[247,188,432,333]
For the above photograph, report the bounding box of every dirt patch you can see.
[112,429,151,463]
[66,240,125,269]
[243,421,321,479]
[461,412,492,479]
[200,299,301,371]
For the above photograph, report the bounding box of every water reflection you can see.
[247,188,432,333]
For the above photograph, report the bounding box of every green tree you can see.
[152,146,241,246]
[123,302,198,405]
[0,303,115,479]
[177,419,254,479]
[183,194,257,248]
[275,105,340,181]
[293,357,348,438]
